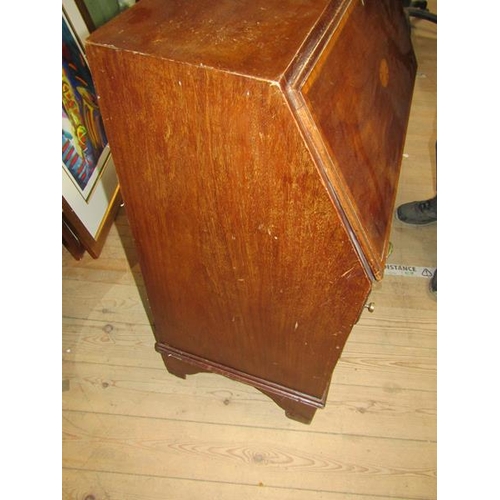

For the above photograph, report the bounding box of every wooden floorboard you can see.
[63,359,435,441]
[63,411,435,499]
[62,469,422,500]
[63,5,437,499]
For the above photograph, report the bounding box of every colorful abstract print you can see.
[62,17,107,192]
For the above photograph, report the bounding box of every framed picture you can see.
[71,0,137,33]
[62,0,122,259]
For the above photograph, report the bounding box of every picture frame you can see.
[71,0,138,33]
[62,0,122,259]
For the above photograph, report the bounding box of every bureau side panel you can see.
[86,46,371,400]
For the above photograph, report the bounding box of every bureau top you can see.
[86,0,342,81]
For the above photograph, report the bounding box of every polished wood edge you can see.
[282,87,376,282]
[155,342,326,409]
[293,91,382,279]
[282,0,417,281]
[160,353,208,380]
[280,0,380,280]
[284,0,350,87]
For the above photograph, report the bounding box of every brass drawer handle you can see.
[364,302,375,313]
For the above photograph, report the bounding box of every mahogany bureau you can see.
[86,0,416,424]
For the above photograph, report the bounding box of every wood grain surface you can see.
[299,0,416,277]
[63,1,437,497]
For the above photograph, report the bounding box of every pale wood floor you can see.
[62,8,437,500]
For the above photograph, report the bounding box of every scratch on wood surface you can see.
[340,266,355,278]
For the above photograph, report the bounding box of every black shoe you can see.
[430,269,437,294]
[396,196,437,225]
